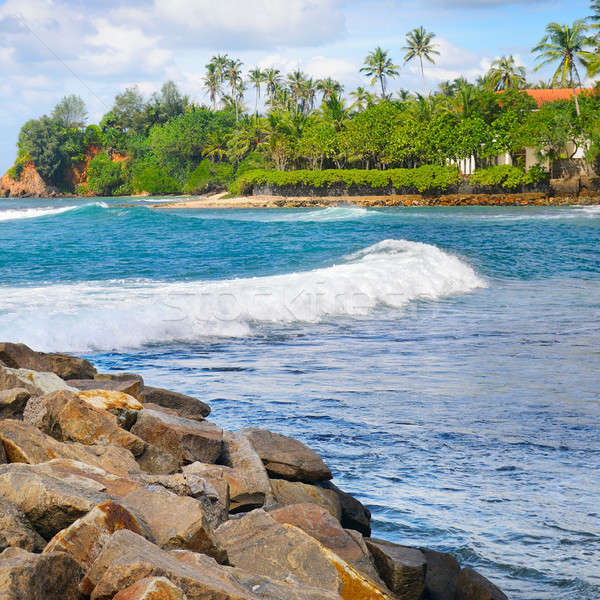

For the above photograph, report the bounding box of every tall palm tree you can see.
[319,93,351,131]
[203,63,221,111]
[317,77,343,101]
[225,59,244,121]
[485,55,527,91]
[403,27,440,95]
[532,20,595,116]
[263,68,282,101]
[287,70,308,113]
[210,54,230,86]
[248,67,265,115]
[301,78,318,114]
[360,47,399,98]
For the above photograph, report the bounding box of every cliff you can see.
[0,163,58,198]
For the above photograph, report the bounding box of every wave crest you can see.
[0,239,486,352]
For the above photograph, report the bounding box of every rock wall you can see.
[0,163,58,198]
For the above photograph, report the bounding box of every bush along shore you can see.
[0,341,509,600]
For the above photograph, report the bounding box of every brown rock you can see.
[140,385,210,419]
[0,419,140,476]
[69,378,143,402]
[270,479,341,520]
[136,443,180,475]
[0,342,96,379]
[241,427,332,482]
[221,430,273,506]
[0,547,84,599]
[89,372,144,399]
[44,501,149,570]
[420,547,460,600]
[113,577,186,600]
[0,365,77,396]
[76,389,143,428]
[183,462,263,513]
[319,481,371,536]
[80,529,254,600]
[365,538,425,600]
[0,388,30,419]
[0,463,106,539]
[215,508,391,599]
[455,567,508,600]
[269,503,380,583]
[119,486,226,561]
[131,409,222,466]
[173,549,343,600]
[0,499,45,552]
[30,391,146,456]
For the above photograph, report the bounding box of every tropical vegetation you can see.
[8,1,600,196]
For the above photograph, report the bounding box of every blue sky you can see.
[0,0,594,172]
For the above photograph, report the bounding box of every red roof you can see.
[523,88,594,107]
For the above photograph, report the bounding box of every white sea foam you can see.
[0,239,486,352]
[0,205,79,222]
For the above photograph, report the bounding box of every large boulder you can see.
[0,419,141,476]
[0,498,45,552]
[44,501,149,570]
[221,430,273,506]
[318,481,372,536]
[173,549,344,600]
[69,373,143,400]
[183,462,264,513]
[420,547,460,600]
[140,386,210,419]
[270,478,341,520]
[215,509,392,599]
[112,577,186,600]
[241,427,332,482]
[0,365,77,396]
[0,463,106,539]
[76,389,143,428]
[0,547,84,599]
[269,503,380,583]
[131,408,222,466]
[0,342,96,380]
[26,391,146,457]
[135,443,180,475]
[80,529,255,600]
[455,567,508,600]
[0,388,30,419]
[365,538,426,600]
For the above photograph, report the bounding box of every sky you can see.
[0,0,594,172]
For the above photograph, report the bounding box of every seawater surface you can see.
[0,198,599,599]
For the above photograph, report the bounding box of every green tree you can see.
[204,63,222,111]
[532,20,595,116]
[360,47,399,98]
[403,27,440,94]
[317,77,343,101]
[485,55,527,91]
[17,117,66,183]
[87,153,123,196]
[263,68,282,101]
[51,95,88,129]
[248,67,265,115]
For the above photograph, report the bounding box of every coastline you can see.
[155,191,600,209]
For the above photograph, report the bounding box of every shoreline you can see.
[154,191,600,209]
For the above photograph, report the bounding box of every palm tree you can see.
[349,86,375,111]
[248,67,264,115]
[210,54,230,86]
[301,78,318,114]
[360,47,399,98]
[225,59,244,121]
[403,27,440,94]
[485,55,527,91]
[319,93,351,131]
[532,20,596,116]
[203,63,221,111]
[590,0,600,28]
[317,77,343,101]
[287,70,308,113]
[263,68,282,101]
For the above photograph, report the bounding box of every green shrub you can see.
[87,153,123,196]
[235,152,266,178]
[469,164,548,190]
[228,165,461,196]
[132,165,180,195]
[183,159,234,194]
[113,182,134,196]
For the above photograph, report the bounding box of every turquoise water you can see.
[1,198,599,599]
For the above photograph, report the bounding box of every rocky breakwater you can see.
[0,341,508,600]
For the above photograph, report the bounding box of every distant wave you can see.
[0,201,110,223]
[0,239,486,352]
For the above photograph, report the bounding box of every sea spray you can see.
[0,239,485,352]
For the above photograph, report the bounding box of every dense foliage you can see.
[8,2,600,195]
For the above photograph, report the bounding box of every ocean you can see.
[0,197,598,599]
